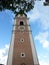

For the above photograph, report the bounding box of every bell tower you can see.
[7,14,39,65]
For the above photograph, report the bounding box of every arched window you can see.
[20,21,24,26]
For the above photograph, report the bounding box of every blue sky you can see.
[0,0,49,65]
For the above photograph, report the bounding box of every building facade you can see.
[7,14,39,65]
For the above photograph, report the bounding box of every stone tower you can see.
[7,14,39,65]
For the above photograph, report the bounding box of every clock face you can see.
[18,26,25,31]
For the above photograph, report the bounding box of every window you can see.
[21,63,26,65]
[20,21,24,26]
[20,38,24,43]
[20,53,25,58]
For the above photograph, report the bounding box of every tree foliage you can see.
[0,0,34,15]
[44,0,49,6]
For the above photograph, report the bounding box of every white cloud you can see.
[38,5,49,30]
[39,60,49,65]
[27,8,40,22]
[35,31,49,48]
[0,44,9,65]
[38,53,49,65]
[27,0,49,30]
[42,40,49,48]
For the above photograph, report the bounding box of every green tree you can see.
[44,0,49,6]
[0,0,34,15]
